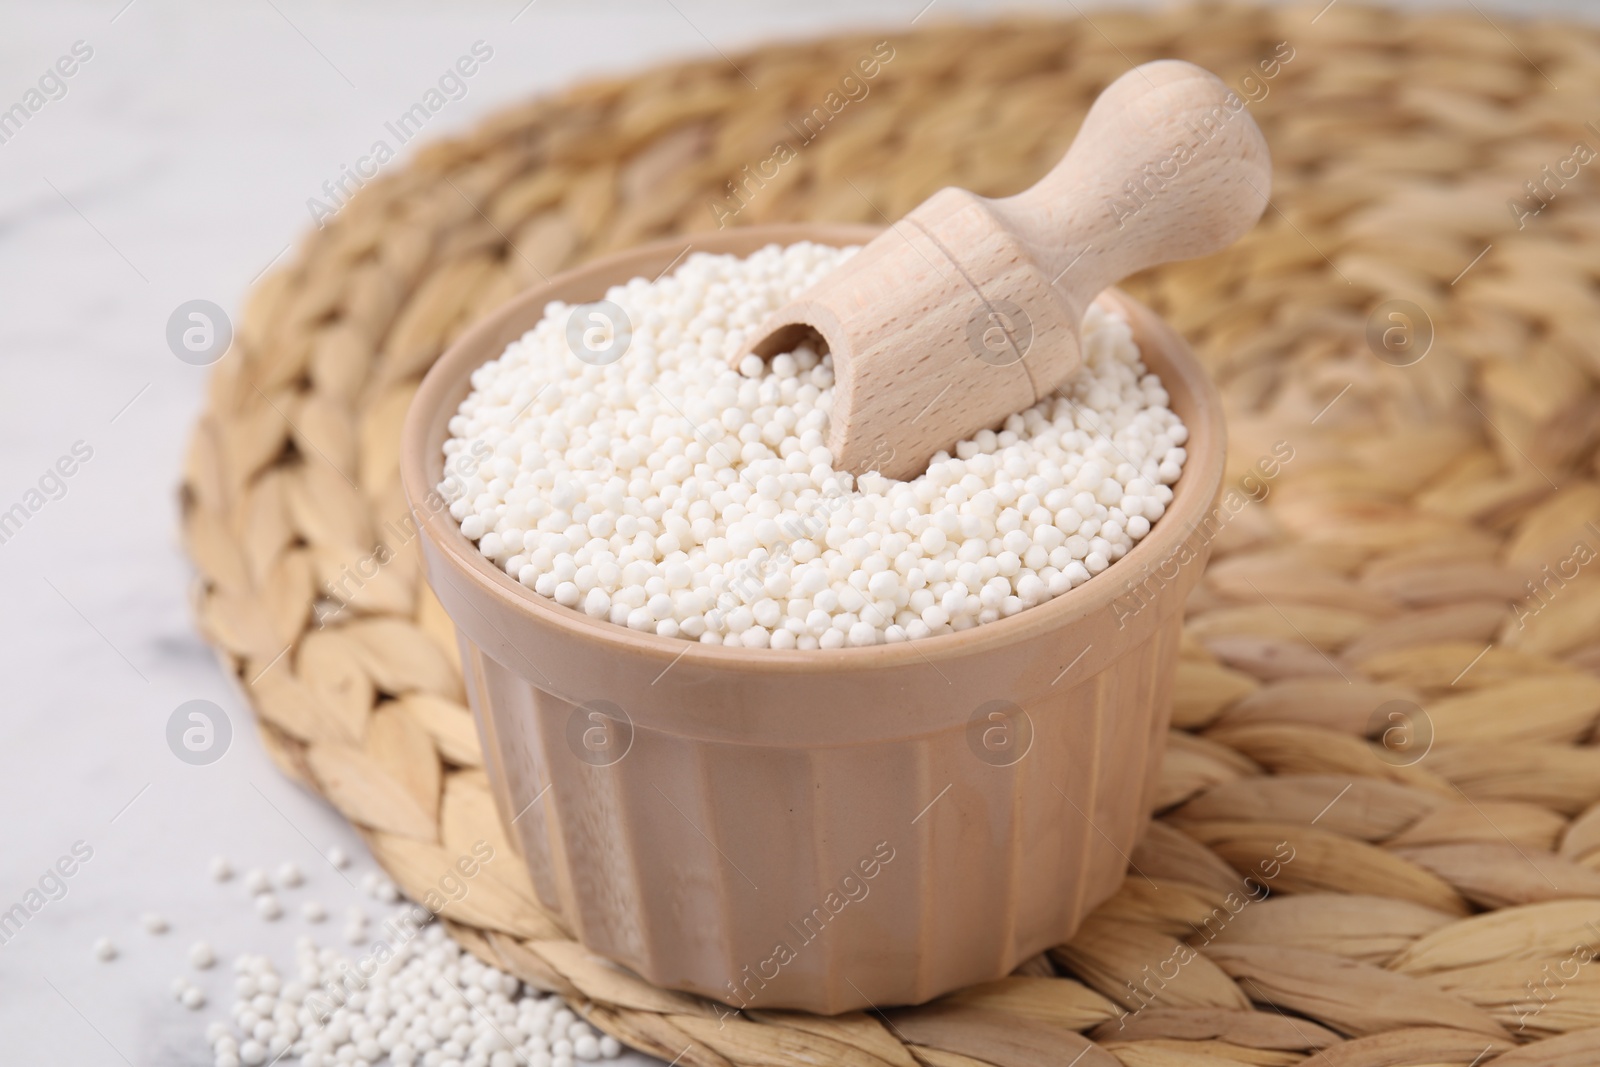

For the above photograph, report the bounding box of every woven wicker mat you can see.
[182,5,1600,1064]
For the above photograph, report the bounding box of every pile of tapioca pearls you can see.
[442,242,1187,647]
[208,922,621,1067]
[135,850,623,1067]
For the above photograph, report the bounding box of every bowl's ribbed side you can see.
[456,598,1190,1012]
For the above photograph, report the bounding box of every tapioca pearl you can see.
[444,246,1185,645]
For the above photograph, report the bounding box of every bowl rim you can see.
[399,223,1227,674]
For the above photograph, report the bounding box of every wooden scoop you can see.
[737,59,1270,481]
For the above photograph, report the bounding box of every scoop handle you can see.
[989,60,1271,316]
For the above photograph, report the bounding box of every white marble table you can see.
[0,1,1586,1063]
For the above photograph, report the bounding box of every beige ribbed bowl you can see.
[398,224,1225,1014]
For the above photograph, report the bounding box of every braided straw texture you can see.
[182,6,1600,1064]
